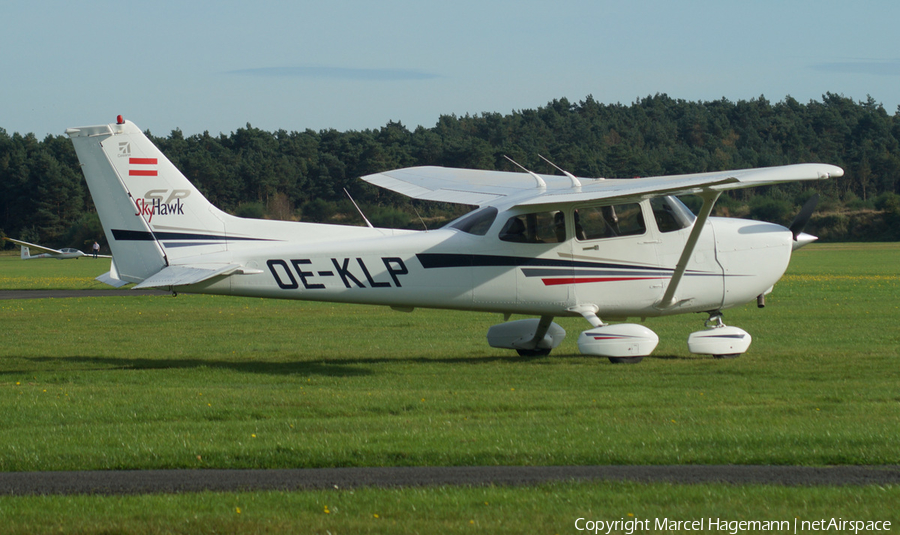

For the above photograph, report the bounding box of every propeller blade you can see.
[789,193,819,240]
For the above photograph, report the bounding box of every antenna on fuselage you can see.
[413,206,428,231]
[538,154,582,188]
[503,155,546,189]
[343,187,374,228]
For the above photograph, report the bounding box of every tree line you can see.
[2,92,900,251]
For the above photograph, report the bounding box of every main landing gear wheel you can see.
[516,348,552,357]
[608,356,644,364]
[576,323,659,363]
[488,318,566,357]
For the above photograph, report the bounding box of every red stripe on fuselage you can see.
[541,276,667,286]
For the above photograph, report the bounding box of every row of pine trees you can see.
[2,93,900,249]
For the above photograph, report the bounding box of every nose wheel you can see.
[688,311,752,358]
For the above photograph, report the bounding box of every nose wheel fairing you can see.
[687,312,752,358]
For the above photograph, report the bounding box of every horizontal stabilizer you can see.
[96,259,127,288]
[96,271,129,288]
[133,264,241,289]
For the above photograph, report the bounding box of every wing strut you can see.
[657,190,721,309]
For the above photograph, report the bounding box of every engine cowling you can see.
[487,319,566,351]
[577,323,659,358]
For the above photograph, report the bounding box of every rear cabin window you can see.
[574,203,646,240]
[499,211,565,243]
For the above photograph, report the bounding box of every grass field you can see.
[0,244,897,532]
[1,482,896,534]
[0,251,118,289]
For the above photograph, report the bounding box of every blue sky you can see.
[2,0,898,138]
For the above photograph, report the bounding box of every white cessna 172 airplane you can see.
[67,116,842,363]
[3,237,111,260]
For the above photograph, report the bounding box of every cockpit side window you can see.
[499,211,565,243]
[575,203,646,240]
[650,196,695,233]
[448,207,498,236]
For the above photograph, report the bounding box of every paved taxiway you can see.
[0,466,898,496]
[3,291,897,495]
[0,290,168,300]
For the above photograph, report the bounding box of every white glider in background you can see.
[66,116,842,362]
[4,237,110,260]
[3,237,124,287]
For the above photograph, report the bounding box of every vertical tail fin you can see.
[21,246,30,259]
[67,118,228,283]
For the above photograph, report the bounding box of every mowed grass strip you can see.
[0,482,897,534]
[0,253,118,290]
[0,244,897,470]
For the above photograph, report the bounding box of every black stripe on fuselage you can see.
[112,229,156,241]
[416,253,673,273]
[112,229,272,242]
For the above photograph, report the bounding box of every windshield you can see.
[447,207,498,236]
[650,196,695,232]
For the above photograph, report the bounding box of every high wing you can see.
[361,163,844,208]
[3,238,64,256]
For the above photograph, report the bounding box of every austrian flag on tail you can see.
[129,158,158,176]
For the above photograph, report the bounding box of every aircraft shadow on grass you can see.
[22,355,373,378]
[18,352,694,378]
